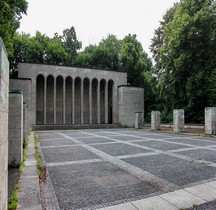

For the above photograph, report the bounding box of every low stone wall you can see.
[0,38,9,210]
[8,91,23,165]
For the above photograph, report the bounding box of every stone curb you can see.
[99,181,216,210]
[18,133,42,210]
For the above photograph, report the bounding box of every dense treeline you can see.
[1,0,216,123]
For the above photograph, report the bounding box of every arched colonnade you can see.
[36,74,114,125]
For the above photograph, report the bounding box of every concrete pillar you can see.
[63,78,66,124]
[97,82,100,124]
[105,82,108,124]
[173,109,184,133]
[81,79,84,124]
[23,102,28,142]
[135,112,143,129]
[54,77,56,124]
[205,107,216,135]
[44,76,47,124]
[8,91,23,165]
[72,79,75,124]
[0,38,9,210]
[151,111,161,130]
[89,80,92,124]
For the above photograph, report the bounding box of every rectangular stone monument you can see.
[151,111,161,130]
[135,112,143,129]
[118,86,144,127]
[0,38,9,210]
[8,91,23,165]
[205,107,216,135]
[173,109,184,133]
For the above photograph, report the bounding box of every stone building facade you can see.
[11,63,144,128]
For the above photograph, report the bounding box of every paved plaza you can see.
[37,129,216,209]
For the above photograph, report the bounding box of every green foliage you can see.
[10,27,81,77]
[0,0,28,57]
[151,0,216,123]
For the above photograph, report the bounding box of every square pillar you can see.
[205,107,216,135]
[135,112,143,129]
[151,111,161,130]
[97,82,100,124]
[23,102,28,142]
[89,81,92,124]
[173,109,184,133]
[8,91,23,165]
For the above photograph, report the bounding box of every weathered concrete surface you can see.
[8,91,23,165]
[151,111,161,130]
[118,86,144,127]
[205,107,216,135]
[173,109,184,133]
[38,129,216,209]
[0,38,9,210]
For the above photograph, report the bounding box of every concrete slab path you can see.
[37,129,216,209]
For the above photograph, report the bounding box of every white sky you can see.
[18,0,179,57]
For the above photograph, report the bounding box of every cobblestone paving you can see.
[38,129,216,209]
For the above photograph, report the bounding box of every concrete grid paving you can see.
[37,129,216,209]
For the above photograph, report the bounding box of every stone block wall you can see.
[205,107,216,135]
[8,91,23,165]
[10,79,32,125]
[0,38,9,210]
[118,86,144,127]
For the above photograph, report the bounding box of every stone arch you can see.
[46,75,54,124]
[108,79,114,124]
[83,78,90,124]
[100,79,106,124]
[74,77,81,124]
[65,76,73,124]
[92,78,98,123]
[36,74,45,124]
[56,76,63,124]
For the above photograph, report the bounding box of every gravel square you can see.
[39,138,76,147]
[123,154,216,186]
[92,143,151,156]
[176,149,216,163]
[75,137,114,144]
[111,135,145,141]
[133,140,192,151]
[165,138,216,146]
[48,161,161,209]
[41,146,99,163]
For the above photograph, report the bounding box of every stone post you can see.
[205,107,216,135]
[0,38,9,210]
[23,102,28,143]
[8,91,23,165]
[151,111,161,130]
[89,80,92,124]
[173,109,184,133]
[97,82,100,124]
[135,112,143,129]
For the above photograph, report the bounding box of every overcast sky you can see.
[18,0,179,57]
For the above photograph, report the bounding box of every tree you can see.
[0,0,28,57]
[156,0,216,123]
[120,34,150,86]
[62,26,82,64]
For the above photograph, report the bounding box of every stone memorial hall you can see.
[10,63,144,128]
